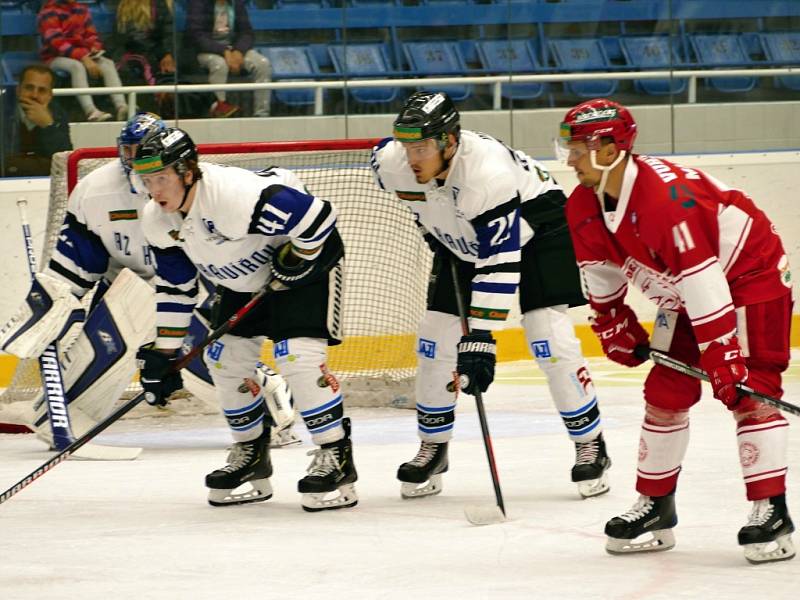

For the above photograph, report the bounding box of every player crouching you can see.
[132,127,357,510]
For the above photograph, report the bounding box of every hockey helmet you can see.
[133,127,198,176]
[117,112,166,174]
[393,91,460,148]
[558,98,637,152]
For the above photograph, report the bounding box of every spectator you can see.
[3,64,72,177]
[114,0,176,90]
[38,0,128,122]
[187,0,272,118]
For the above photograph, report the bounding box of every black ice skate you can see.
[738,494,795,564]
[298,417,358,512]
[605,492,677,555]
[205,427,273,507]
[571,433,611,498]
[397,441,448,499]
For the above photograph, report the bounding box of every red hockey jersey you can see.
[565,154,791,347]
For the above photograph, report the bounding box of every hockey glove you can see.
[590,304,649,368]
[699,337,748,410]
[456,331,496,395]
[270,231,344,290]
[136,346,183,407]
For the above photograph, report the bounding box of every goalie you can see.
[0,112,298,450]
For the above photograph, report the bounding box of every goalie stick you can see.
[634,346,800,417]
[16,199,141,461]
[449,258,507,526]
[0,283,275,506]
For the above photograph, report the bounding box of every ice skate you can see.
[605,493,677,555]
[397,441,448,499]
[206,427,273,507]
[298,417,358,512]
[738,495,795,564]
[571,433,611,498]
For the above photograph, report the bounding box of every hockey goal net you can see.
[0,139,429,424]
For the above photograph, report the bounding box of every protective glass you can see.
[553,138,589,164]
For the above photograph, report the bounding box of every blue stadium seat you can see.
[476,39,548,101]
[328,44,398,104]
[620,36,687,95]
[759,32,800,91]
[547,38,618,98]
[402,41,471,102]
[2,51,40,86]
[257,46,322,107]
[274,0,329,7]
[688,34,756,93]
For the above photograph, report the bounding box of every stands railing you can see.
[50,67,800,117]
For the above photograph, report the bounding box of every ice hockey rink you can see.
[2,356,799,600]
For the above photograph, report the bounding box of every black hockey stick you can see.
[0,284,274,506]
[449,257,506,525]
[634,346,800,417]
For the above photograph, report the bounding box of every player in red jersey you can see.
[559,98,794,564]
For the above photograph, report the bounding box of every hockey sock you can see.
[636,405,690,497]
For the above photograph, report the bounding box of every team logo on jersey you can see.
[274,340,290,358]
[418,338,436,359]
[206,340,224,362]
[531,340,552,359]
[96,329,119,355]
[778,255,791,288]
[167,229,182,241]
[396,191,426,202]
[202,218,228,243]
[108,209,138,221]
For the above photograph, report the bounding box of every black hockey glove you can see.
[456,331,496,396]
[269,230,344,290]
[136,346,183,407]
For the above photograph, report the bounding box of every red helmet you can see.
[559,99,637,151]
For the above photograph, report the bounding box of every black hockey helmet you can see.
[132,127,198,176]
[393,91,460,147]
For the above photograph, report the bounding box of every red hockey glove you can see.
[590,304,649,367]
[699,337,748,410]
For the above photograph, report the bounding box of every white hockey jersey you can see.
[47,160,155,295]
[370,130,562,330]
[142,162,337,349]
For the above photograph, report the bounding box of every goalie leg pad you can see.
[0,273,83,358]
[29,269,155,445]
[522,305,602,443]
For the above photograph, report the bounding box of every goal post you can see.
[1,139,429,427]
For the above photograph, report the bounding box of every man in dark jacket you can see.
[2,64,72,177]
[186,0,271,118]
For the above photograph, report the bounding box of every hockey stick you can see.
[0,284,274,506]
[449,257,507,526]
[635,346,800,417]
[15,199,141,461]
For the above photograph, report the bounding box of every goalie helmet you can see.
[393,91,460,148]
[117,112,166,175]
[133,127,198,176]
[559,98,637,152]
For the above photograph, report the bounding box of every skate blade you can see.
[400,474,443,499]
[743,534,796,564]
[576,473,610,498]
[70,443,142,461]
[464,504,506,526]
[606,529,676,555]
[270,429,302,448]
[208,479,273,507]
[301,483,358,512]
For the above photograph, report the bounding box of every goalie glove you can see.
[136,346,183,407]
[456,331,496,395]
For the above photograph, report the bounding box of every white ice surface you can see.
[1,358,799,600]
